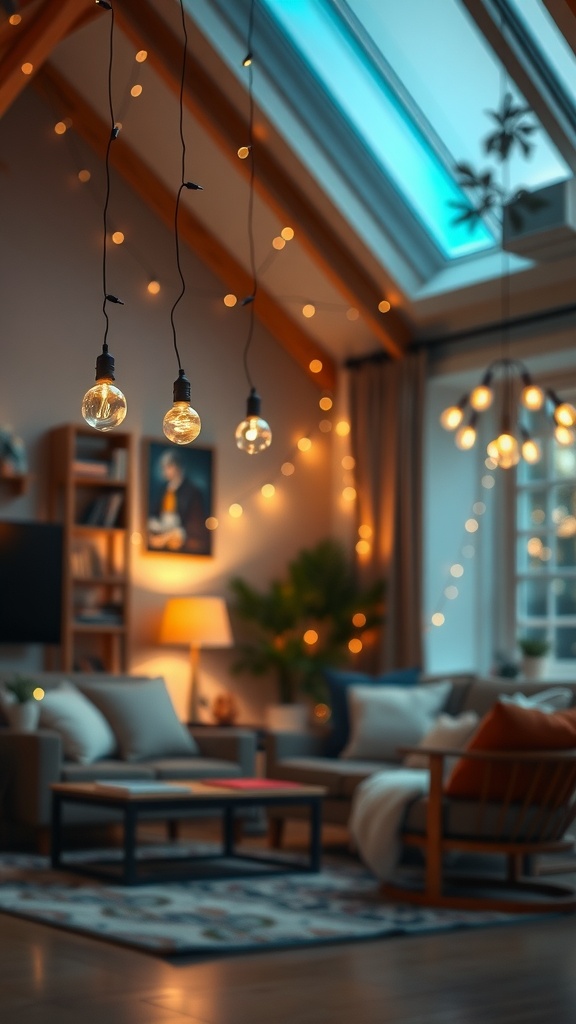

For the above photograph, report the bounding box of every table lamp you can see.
[160,596,234,723]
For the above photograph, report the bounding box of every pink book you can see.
[202,777,299,789]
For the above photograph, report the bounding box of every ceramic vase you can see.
[521,655,548,681]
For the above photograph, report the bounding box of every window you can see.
[516,393,576,670]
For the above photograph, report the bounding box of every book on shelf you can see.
[73,459,109,478]
[70,542,103,578]
[80,492,124,527]
[93,780,188,796]
[102,491,124,527]
[109,448,128,481]
[75,604,123,625]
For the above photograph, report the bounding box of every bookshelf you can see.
[47,424,133,673]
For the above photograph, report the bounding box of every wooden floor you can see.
[2,821,576,1024]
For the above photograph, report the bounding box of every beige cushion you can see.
[403,711,479,769]
[80,677,199,762]
[341,681,452,762]
[39,681,117,764]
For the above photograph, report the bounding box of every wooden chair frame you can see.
[381,747,576,913]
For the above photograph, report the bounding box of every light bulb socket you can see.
[95,349,115,382]
[246,387,261,417]
[173,368,191,403]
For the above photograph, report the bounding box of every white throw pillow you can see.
[340,680,452,762]
[39,681,117,764]
[499,687,573,713]
[403,711,480,769]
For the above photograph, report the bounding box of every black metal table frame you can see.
[50,787,324,885]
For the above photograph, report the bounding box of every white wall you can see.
[0,88,343,721]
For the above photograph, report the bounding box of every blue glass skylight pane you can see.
[506,0,576,109]
[261,0,495,259]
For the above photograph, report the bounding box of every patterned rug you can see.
[0,844,555,960]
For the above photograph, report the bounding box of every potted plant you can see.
[518,637,551,681]
[229,539,385,730]
[1,674,42,730]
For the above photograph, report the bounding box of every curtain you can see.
[348,349,426,671]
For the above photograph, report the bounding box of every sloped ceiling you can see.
[1,0,575,381]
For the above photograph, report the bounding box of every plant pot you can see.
[265,703,309,733]
[521,655,548,681]
[5,700,40,731]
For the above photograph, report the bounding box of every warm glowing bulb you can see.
[356,539,370,555]
[303,630,318,645]
[319,396,333,411]
[82,379,127,431]
[487,438,518,468]
[9,13,22,24]
[440,406,464,430]
[229,503,243,518]
[522,438,541,464]
[521,384,544,411]
[469,385,493,411]
[54,121,67,135]
[235,416,272,454]
[302,303,315,318]
[342,455,355,470]
[21,62,33,75]
[378,299,391,313]
[237,146,250,159]
[147,279,161,295]
[78,169,91,182]
[455,424,476,450]
[352,612,366,627]
[223,293,237,307]
[135,49,148,62]
[431,613,445,627]
[335,420,350,437]
[261,483,275,498]
[358,524,372,539]
[112,231,124,245]
[163,402,201,444]
[342,486,356,501]
[309,359,323,374]
[555,425,575,446]
[348,638,363,654]
[130,84,143,97]
[281,462,295,475]
[297,437,312,451]
[33,687,44,701]
[554,403,576,427]
[272,236,286,250]
[205,517,218,530]
[281,226,294,240]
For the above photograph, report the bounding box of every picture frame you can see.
[144,440,214,556]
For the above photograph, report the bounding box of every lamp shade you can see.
[160,596,233,649]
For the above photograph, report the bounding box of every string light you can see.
[82,1,127,433]
[162,0,202,446]
[235,0,272,456]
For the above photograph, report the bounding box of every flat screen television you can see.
[0,520,63,644]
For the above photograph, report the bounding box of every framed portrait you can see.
[145,441,214,556]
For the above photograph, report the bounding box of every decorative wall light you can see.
[440,29,575,469]
[162,0,202,445]
[235,0,272,455]
[82,1,127,432]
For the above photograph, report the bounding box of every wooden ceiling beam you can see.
[542,1,576,53]
[34,64,337,392]
[116,0,410,359]
[0,0,87,119]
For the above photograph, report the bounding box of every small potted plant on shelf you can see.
[518,636,551,681]
[1,674,43,730]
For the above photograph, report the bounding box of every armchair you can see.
[381,746,576,913]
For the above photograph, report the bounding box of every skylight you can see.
[260,0,571,262]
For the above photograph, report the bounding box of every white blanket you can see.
[349,768,429,881]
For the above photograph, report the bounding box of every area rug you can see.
[0,844,556,960]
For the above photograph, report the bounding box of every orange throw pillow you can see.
[444,701,576,801]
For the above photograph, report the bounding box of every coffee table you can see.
[50,779,326,885]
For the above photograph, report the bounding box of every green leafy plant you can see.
[518,637,550,658]
[229,539,385,704]
[3,674,38,704]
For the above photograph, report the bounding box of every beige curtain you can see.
[348,349,426,671]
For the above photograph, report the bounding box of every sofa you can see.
[264,671,576,840]
[0,673,257,849]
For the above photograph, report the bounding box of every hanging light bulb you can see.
[554,402,576,428]
[82,344,127,431]
[163,368,201,444]
[236,388,272,454]
[555,424,575,447]
[488,430,520,469]
[469,370,493,412]
[521,383,544,411]
[520,430,541,464]
[440,402,466,431]
[455,415,477,451]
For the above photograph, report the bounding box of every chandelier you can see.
[440,358,576,468]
